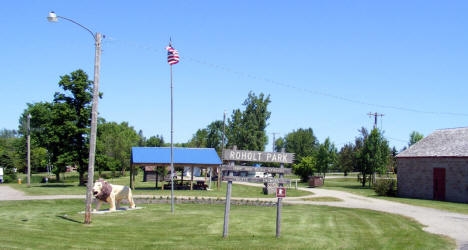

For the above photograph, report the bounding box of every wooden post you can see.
[190,167,194,190]
[132,166,136,189]
[223,145,236,238]
[276,148,285,238]
[155,168,159,189]
[208,167,212,190]
[218,166,221,191]
[130,164,134,190]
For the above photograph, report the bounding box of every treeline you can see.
[0,69,424,186]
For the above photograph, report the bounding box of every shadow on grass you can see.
[39,184,75,188]
[57,215,82,224]
[135,187,159,191]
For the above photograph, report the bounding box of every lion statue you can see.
[93,179,136,212]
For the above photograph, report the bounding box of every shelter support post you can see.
[218,166,221,191]
[190,167,194,190]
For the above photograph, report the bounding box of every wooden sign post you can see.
[221,147,294,238]
[276,148,285,238]
[222,146,235,238]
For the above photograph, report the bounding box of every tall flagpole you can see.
[170,64,175,214]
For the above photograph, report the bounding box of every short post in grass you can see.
[223,145,236,238]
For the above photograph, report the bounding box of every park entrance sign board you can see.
[223,176,291,184]
[222,147,293,238]
[223,149,294,163]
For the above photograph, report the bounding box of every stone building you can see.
[397,127,468,203]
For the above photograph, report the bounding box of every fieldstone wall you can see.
[397,157,468,203]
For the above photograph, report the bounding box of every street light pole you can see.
[27,114,31,188]
[47,12,101,224]
[85,32,101,224]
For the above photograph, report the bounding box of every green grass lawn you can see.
[315,178,468,215]
[0,199,454,249]
[10,173,310,198]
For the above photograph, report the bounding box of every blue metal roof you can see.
[132,147,222,165]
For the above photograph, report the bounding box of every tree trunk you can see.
[55,172,60,182]
[362,173,366,187]
[79,171,86,186]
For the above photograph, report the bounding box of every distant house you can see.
[396,127,468,203]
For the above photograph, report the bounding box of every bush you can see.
[293,156,317,182]
[374,179,397,196]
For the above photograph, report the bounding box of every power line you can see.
[104,37,468,117]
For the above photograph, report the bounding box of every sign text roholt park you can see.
[223,149,294,163]
[221,147,294,238]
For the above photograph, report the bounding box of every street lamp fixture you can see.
[47,11,102,224]
[47,12,58,22]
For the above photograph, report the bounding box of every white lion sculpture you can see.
[93,179,136,212]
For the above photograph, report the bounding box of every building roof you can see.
[132,147,222,166]
[397,127,468,158]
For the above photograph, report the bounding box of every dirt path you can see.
[1,183,467,249]
[0,186,85,200]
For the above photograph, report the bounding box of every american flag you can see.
[166,44,179,65]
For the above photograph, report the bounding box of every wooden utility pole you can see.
[219,110,226,190]
[85,32,102,224]
[367,112,384,185]
[271,132,279,152]
[367,112,384,129]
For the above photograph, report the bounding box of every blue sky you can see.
[2,1,468,151]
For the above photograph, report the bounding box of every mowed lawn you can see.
[10,173,310,198]
[0,200,454,249]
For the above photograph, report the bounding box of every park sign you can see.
[223,149,294,163]
[220,165,292,174]
[223,176,291,184]
[222,147,290,239]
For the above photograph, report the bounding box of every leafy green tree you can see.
[31,147,48,172]
[275,137,285,152]
[338,143,354,176]
[356,128,390,187]
[206,120,224,153]
[282,128,318,163]
[408,131,424,146]
[315,137,337,181]
[188,129,208,148]
[96,120,140,176]
[53,69,94,185]
[293,156,317,182]
[389,146,398,174]
[227,92,271,151]
[146,135,165,147]
[0,129,20,182]
[352,127,368,172]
